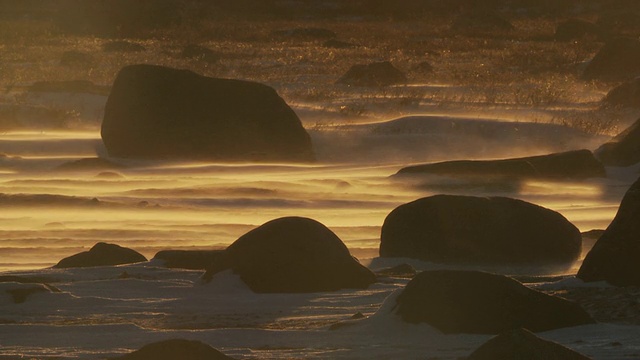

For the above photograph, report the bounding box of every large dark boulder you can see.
[603,77,640,109]
[110,339,235,360]
[394,150,605,180]
[467,328,592,360]
[395,270,594,334]
[101,64,314,162]
[595,118,640,166]
[337,61,406,87]
[380,195,582,265]
[582,37,640,81]
[555,19,605,42]
[578,177,640,286]
[153,250,224,270]
[54,242,147,268]
[203,217,376,293]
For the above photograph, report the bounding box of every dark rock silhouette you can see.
[55,157,124,172]
[203,217,376,293]
[555,19,605,42]
[110,339,235,360]
[394,149,605,180]
[153,250,224,270]
[380,195,582,265]
[595,118,640,166]
[578,176,640,286]
[54,242,147,268]
[102,41,146,52]
[322,39,356,49]
[395,270,594,334]
[603,77,640,108]
[467,328,593,359]
[582,37,640,81]
[411,61,434,74]
[337,61,406,87]
[101,64,314,162]
[60,50,95,67]
[451,11,514,34]
[180,44,222,63]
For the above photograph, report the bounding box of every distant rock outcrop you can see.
[101,64,314,162]
[595,118,640,166]
[153,250,224,270]
[395,270,594,334]
[582,37,640,81]
[203,217,376,293]
[578,176,640,286]
[394,150,605,180]
[380,195,582,265]
[54,242,147,268]
[110,339,235,360]
[555,19,604,42]
[467,328,593,359]
[337,61,406,87]
[603,77,640,108]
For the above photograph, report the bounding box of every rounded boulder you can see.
[380,195,582,265]
[203,217,376,293]
[101,64,314,162]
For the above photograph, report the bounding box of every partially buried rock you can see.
[203,217,376,293]
[578,176,640,286]
[54,242,147,268]
[467,328,592,360]
[394,149,605,180]
[395,270,594,334]
[2,283,59,304]
[582,37,640,81]
[602,77,640,109]
[380,195,582,265]
[595,118,640,166]
[153,250,224,270]
[337,61,406,87]
[110,339,235,360]
[60,50,95,67]
[55,157,124,172]
[101,64,314,162]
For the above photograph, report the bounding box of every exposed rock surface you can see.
[337,61,406,87]
[582,37,640,81]
[595,118,640,166]
[380,195,582,265]
[54,242,147,268]
[394,150,605,179]
[578,176,640,286]
[102,64,314,162]
[203,217,376,293]
[603,78,640,108]
[395,270,594,334]
[153,250,224,270]
[110,339,235,360]
[467,328,592,360]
